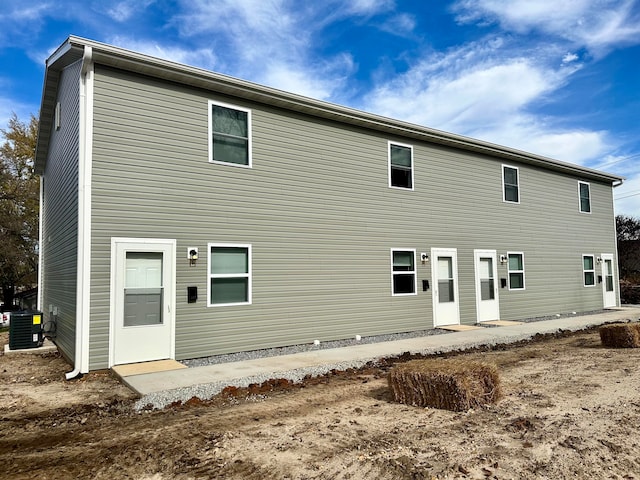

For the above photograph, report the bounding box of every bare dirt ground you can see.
[2,328,640,480]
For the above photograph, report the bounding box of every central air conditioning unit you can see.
[9,311,44,350]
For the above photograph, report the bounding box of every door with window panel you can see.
[601,253,616,308]
[431,248,460,326]
[474,250,500,322]
[112,239,175,366]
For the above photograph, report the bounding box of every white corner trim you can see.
[37,177,44,312]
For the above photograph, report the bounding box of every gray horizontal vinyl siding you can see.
[41,60,81,362]
[88,65,617,367]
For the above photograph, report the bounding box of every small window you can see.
[583,255,595,286]
[503,165,519,203]
[54,102,61,131]
[391,249,416,295]
[507,252,525,290]
[578,181,591,213]
[208,101,252,167]
[208,244,252,306]
[389,142,413,189]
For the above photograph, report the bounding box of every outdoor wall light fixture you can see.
[420,253,429,264]
[597,256,603,264]
[500,254,507,264]
[188,247,198,266]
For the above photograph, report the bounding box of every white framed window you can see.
[583,254,595,287]
[208,100,252,167]
[502,165,519,203]
[507,252,525,290]
[388,142,414,190]
[208,243,252,306]
[578,181,591,213]
[54,101,61,131]
[391,249,417,295]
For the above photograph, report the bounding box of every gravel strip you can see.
[134,309,610,410]
[181,309,607,368]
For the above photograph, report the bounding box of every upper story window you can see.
[389,142,413,190]
[208,100,252,167]
[502,165,519,203]
[507,252,525,290]
[208,244,252,306]
[391,249,417,295]
[578,181,591,213]
[582,255,595,286]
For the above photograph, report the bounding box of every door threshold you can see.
[437,324,483,332]
[112,359,187,377]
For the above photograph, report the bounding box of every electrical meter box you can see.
[9,311,44,350]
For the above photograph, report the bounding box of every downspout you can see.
[66,45,94,380]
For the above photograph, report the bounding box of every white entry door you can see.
[474,250,500,322]
[601,253,616,308]
[431,248,460,326]
[111,238,175,366]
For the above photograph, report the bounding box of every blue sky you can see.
[1,0,639,215]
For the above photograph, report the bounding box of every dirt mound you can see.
[3,330,640,479]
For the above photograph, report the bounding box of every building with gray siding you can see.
[35,36,624,374]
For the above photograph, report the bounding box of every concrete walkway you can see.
[119,307,640,407]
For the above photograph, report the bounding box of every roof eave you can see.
[37,36,624,184]
[34,40,84,175]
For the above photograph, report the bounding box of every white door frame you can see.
[474,249,500,322]
[601,253,616,308]
[109,237,176,367]
[431,247,460,327]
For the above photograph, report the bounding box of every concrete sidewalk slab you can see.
[123,307,640,407]
[4,338,57,356]
[482,320,524,326]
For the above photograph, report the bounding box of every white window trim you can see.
[507,251,525,291]
[582,254,596,287]
[578,181,591,214]
[388,141,414,191]
[502,164,520,204]
[208,100,252,168]
[207,243,252,307]
[390,248,417,296]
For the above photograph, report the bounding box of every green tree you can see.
[0,113,39,308]
[616,214,640,242]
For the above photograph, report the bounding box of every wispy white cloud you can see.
[361,36,611,165]
[104,0,156,22]
[261,53,356,99]
[171,0,372,100]
[614,172,640,217]
[343,0,395,17]
[379,13,417,37]
[0,2,53,47]
[453,0,640,56]
[107,36,218,70]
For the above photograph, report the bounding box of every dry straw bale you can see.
[388,358,502,412]
[599,322,640,348]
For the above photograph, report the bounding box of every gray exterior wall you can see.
[87,65,617,368]
[40,59,81,362]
